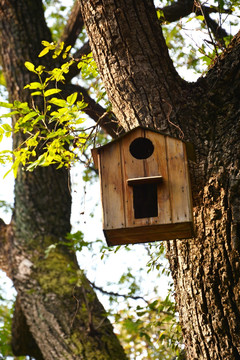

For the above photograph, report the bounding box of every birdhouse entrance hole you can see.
[133,183,158,219]
[129,137,154,159]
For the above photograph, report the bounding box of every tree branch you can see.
[76,150,99,174]
[64,83,124,138]
[64,41,91,83]
[158,0,230,44]
[159,0,194,23]
[59,0,84,48]
[0,219,11,278]
[197,4,228,45]
[59,2,121,136]
[89,280,149,304]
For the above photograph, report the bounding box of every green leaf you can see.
[38,47,50,57]
[186,16,194,23]
[24,82,43,90]
[2,124,12,132]
[31,91,42,96]
[41,40,51,47]
[156,9,164,20]
[26,132,39,148]
[195,15,205,21]
[25,61,36,73]
[13,100,28,109]
[0,111,19,118]
[35,65,45,74]
[5,131,12,138]
[21,111,38,123]
[67,92,78,105]
[46,128,66,139]
[0,102,13,109]
[63,45,72,58]
[44,88,62,97]
[48,98,66,107]
[65,45,72,52]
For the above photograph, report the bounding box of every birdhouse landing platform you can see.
[92,127,194,246]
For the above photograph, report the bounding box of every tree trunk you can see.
[0,1,127,359]
[79,0,240,359]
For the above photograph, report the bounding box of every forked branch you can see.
[60,0,84,48]
[158,0,230,45]
[65,83,124,137]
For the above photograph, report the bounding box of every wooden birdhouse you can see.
[92,127,194,246]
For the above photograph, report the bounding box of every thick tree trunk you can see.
[0,1,127,359]
[166,37,240,358]
[79,0,240,359]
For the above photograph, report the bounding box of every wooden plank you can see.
[166,137,192,223]
[183,143,194,221]
[91,148,99,169]
[144,130,172,225]
[127,175,163,186]
[99,142,125,230]
[120,128,147,227]
[104,222,195,246]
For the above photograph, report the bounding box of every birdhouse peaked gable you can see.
[92,127,195,168]
[92,127,194,246]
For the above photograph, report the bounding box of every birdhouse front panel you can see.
[92,127,194,246]
[119,128,172,228]
[165,136,193,224]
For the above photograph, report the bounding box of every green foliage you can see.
[0,41,102,177]
[146,243,166,273]
[0,300,13,358]
[115,295,183,360]
[43,0,74,41]
[159,0,240,76]
[93,239,183,359]
[63,230,95,252]
[0,68,6,87]
[0,280,26,360]
[0,200,13,213]
[78,53,99,80]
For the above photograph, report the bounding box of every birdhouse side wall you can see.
[98,143,125,230]
[166,136,193,224]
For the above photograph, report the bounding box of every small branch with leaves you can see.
[0,41,118,177]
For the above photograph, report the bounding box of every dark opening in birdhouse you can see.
[133,183,158,219]
[129,137,154,159]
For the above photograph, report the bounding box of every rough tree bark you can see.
[0,0,239,359]
[79,0,240,359]
[0,1,127,359]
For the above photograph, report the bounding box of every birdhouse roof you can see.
[92,126,195,167]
